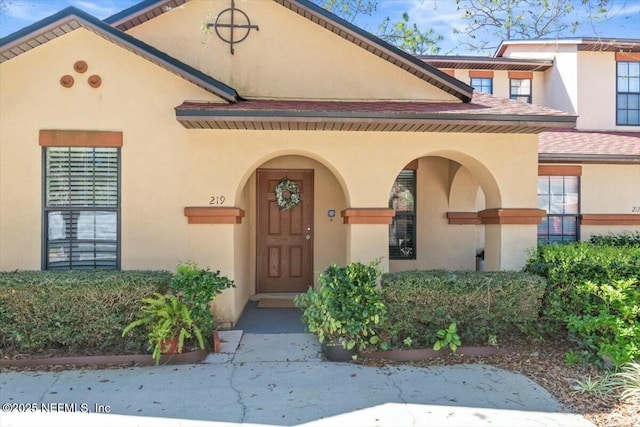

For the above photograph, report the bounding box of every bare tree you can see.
[454,0,613,52]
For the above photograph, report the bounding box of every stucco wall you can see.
[544,50,578,115]
[0,28,223,271]
[581,164,640,214]
[125,0,459,102]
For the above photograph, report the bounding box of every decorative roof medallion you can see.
[207,0,259,55]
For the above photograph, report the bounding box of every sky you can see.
[1,0,639,55]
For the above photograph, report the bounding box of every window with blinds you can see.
[389,170,416,260]
[537,175,579,245]
[44,147,119,270]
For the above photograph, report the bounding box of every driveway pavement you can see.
[0,332,594,427]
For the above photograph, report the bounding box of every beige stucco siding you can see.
[576,51,618,130]
[543,50,578,115]
[0,28,222,271]
[581,164,640,215]
[125,0,459,102]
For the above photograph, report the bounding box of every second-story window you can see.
[471,77,493,94]
[617,60,640,125]
[510,78,532,103]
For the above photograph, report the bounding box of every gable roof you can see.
[0,6,239,102]
[103,0,474,103]
[175,91,576,133]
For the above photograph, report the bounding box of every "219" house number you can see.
[210,196,226,205]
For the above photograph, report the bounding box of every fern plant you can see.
[122,293,204,365]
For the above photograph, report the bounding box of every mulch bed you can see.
[359,334,639,427]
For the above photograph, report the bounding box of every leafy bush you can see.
[524,242,640,366]
[589,231,640,247]
[169,262,234,338]
[381,270,546,347]
[566,279,639,366]
[295,261,387,352]
[0,271,171,356]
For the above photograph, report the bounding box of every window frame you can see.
[41,147,122,270]
[510,78,532,103]
[470,77,493,94]
[616,60,640,126]
[537,174,581,245]
[389,169,417,260]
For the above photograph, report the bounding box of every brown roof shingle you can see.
[539,129,640,163]
[175,92,576,133]
[178,92,574,118]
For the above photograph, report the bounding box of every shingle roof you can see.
[0,6,239,102]
[539,129,640,163]
[175,92,576,133]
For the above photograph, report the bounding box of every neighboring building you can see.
[0,0,635,326]
[422,38,640,246]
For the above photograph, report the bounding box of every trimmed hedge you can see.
[589,231,640,247]
[524,243,640,318]
[381,270,546,347]
[0,271,171,356]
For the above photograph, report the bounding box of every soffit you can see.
[419,56,553,71]
[175,92,576,134]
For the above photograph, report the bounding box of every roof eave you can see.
[175,108,576,133]
[539,153,640,164]
[0,7,239,103]
[104,0,189,30]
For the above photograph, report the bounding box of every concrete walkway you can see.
[0,332,594,427]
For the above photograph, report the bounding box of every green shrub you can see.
[589,231,640,247]
[381,270,546,347]
[169,262,234,338]
[524,242,640,366]
[295,261,387,352]
[566,279,639,366]
[0,271,171,356]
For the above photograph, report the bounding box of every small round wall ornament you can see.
[275,179,301,211]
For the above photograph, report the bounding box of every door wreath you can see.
[275,179,301,211]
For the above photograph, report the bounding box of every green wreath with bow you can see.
[275,179,301,211]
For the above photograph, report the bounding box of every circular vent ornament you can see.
[275,179,301,211]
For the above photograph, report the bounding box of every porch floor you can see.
[233,301,306,333]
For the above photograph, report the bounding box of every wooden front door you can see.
[257,169,314,293]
